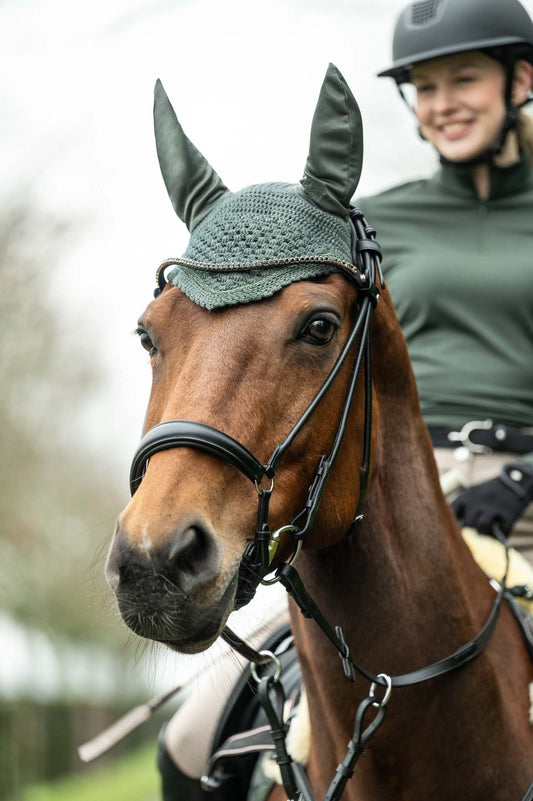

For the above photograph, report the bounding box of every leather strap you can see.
[129,419,268,494]
[278,561,507,689]
[256,678,299,801]
[503,591,533,660]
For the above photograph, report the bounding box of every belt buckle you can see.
[447,419,493,454]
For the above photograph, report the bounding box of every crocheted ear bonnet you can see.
[153,64,364,309]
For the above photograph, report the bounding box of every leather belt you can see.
[429,419,533,455]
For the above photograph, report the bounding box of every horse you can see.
[106,64,533,800]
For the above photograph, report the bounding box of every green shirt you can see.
[357,151,533,430]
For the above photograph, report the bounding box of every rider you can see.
[357,0,533,564]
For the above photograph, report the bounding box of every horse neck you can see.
[291,292,492,701]
[287,295,531,798]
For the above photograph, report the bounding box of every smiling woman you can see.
[412,52,510,168]
[409,50,533,197]
[357,0,533,569]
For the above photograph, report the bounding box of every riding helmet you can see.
[378,0,533,84]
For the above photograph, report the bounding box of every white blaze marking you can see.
[139,524,153,556]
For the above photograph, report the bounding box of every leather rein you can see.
[128,208,529,801]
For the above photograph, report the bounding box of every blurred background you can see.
[3,0,532,798]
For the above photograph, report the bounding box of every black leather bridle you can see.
[130,207,382,608]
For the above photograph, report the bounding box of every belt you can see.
[429,419,533,455]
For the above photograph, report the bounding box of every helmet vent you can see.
[410,0,442,26]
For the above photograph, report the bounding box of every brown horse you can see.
[106,65,533,799]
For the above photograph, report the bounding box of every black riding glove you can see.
[451,460,533,537]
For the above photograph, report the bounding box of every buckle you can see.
[447,419,493,454]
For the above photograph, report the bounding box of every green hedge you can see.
[0,699,162,801]
[15,742,158,801]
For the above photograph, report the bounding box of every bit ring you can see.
[250,650,282,684]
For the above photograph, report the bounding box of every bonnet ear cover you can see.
[300,63,364,218]
[153,79,229,231]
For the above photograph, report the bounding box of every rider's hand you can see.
[451,460,533,537]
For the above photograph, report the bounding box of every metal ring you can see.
[369,673,392,708]
[261,528,302,585]
[254,476,275,496]
[288,538,302,567]
[250,650,282,684]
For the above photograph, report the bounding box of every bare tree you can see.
[0,202,125,646]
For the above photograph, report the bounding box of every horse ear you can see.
[300,64,363,218]
[153,80,229,231]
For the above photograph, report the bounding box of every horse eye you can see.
[302,317,338,345]
[136,327,157,356]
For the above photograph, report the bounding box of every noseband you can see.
[129,207,383,607]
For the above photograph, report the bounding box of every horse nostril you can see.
[167,525,220,590]
[106,524,221,599]
[168,527,199,569]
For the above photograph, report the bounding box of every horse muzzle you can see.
[105,519,238,652]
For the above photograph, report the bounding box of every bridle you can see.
[130,206,382,608]
[127,208,532,801]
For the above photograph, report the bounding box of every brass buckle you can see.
[261,525,302,586]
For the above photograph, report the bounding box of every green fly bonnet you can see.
[154,64,364,309]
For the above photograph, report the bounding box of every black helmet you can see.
[379,0,533,84]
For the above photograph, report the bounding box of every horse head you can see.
[106,64,380,654]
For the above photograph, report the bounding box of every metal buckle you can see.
[447,419,493,455]
[261,526,302,586]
